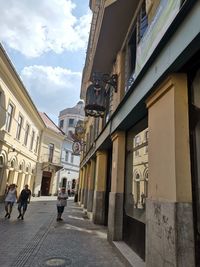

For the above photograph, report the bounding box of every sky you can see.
[0,0,92,123]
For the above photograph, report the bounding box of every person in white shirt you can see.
[56,187,68,221]
[4,183,17,219]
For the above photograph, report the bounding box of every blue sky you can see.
[0,0,91,123]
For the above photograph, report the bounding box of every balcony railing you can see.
[39,154,62,165]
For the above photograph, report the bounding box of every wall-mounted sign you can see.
[72,141,82,155]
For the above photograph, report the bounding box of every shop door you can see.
[189,69,200,266]
[123,118,148,260]
[104,149,112,226]
[41,172,52,196]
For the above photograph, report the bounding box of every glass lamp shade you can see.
[85,84,106,117]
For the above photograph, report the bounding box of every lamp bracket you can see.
[102,74,118,92]
[92,72,118,92]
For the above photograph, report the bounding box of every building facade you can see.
[0,44,64,199]
[0,44,44,199]
[58,101,84,194]
[78,0,200,266]
[34,112,64,196]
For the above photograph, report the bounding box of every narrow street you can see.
[0,197,125,267]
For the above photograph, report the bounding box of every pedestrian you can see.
[4,183,17,219]
[17,184,31,220]
[68,188,71,197]
[57,187,68,221]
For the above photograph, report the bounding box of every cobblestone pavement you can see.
[0,197,125,267]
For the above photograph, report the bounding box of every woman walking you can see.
[56,187,68,221]
[4,184,17,219]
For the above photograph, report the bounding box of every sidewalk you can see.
[0,197,125,267]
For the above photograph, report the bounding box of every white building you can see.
[58,101,84,194]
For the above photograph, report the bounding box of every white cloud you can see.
[0,0,91,57]
[21,65,82,120]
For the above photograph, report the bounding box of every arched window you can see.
[0,156,4,183]
[11,160,15,168]
[0,156,3,167]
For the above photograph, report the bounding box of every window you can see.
[35,136,39,153]
[125,29,137,91]
[0,156,4,167]
[134,135,141,157]
[59,119,64,128]
[145,130,149,153]
[24,124,30,146]
[190,69,200,235]
[30,130,35,150]
[125,118,148,222]
[16,115,23,140]
[19,164,22,171]
[68,118,74,127]
[5,103,14,132]
[65,151,69,162]
[137,1,148,44]
[135,135,141,146]
[71,154,74,164]
[48,143,54,162]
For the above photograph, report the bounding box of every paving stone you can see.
[0,197,125,267]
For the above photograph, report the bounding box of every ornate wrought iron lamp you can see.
[85,72,118,117]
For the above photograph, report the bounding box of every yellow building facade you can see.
[0,44,64,199]
[79,0,200,266]
[0,44,44,199]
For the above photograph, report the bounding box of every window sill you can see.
[2,129,11,136]
[14,138,21,143]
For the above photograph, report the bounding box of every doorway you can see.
[123,118,148,260]
[104,149,112,226]
[189,68,200,266]
[41,171,52,196]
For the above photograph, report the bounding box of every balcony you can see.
[40,154,63,172]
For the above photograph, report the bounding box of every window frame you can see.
[16,114,23,140]
[48,143,54,163]
[30,130,35,151]
[35,136,40,153]
[24,123,30,146]
[59,119,64,128]
[5,102,14,132]
[70,153,74,164]
[68,118,74,127]
[125,118,148,223]
[65,150,69,162]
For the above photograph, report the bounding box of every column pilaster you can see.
[108,131,125,241]
[146,74,195,267]
[93,150,107,225]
